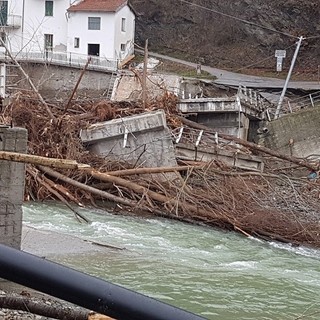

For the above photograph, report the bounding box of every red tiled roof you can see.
[68,0,128,12]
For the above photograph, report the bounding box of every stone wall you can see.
[257,108,320,158]
[0,126,28,249]
[6,63,113,100]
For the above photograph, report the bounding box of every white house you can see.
[67,0,135,61]
[0,0,135,66]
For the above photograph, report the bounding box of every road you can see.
[146,51,320,91]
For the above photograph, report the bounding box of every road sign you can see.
[275,50,286,72]
[275,50,286,58]
[276,58,283,72]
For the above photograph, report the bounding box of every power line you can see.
[304,34,320,40]
[235,42,297,73]
[179,0,299,39]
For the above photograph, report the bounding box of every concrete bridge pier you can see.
[0,126,27,249]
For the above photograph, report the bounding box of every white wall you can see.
[22,0,68,52]
[5,0,23,52]
[67,11,115,59]
[114,5,135,60]
[6,0,69,53]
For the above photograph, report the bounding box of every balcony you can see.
[3,15,22,29]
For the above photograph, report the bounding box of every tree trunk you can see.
[0,151,89,170]
[0,295,114,320]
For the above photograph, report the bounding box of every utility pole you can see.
[274,36,304,120]
[142,39,148,110]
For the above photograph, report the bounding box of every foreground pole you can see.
[0,244,206,320]
[274,36,304,120]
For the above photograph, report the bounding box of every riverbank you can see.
[21,225,108,257]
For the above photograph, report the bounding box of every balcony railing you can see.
[1,15,22,28]
[0,50,118,72]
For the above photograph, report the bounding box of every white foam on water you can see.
[223,260,258,270]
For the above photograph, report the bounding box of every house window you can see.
[121,18,126,32]
[44,34,53,51]
[74,37,80,48]
[88,17,101,30]
[0,32,5,46]
[45,1,53,16]
[120,43,126,52]
[0,1,8,26]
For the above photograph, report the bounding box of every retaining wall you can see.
[257,108,320,158]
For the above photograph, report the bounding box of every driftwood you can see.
[38,165,140,208]
[0,151,89,169]
[105,165,201,176]
[38,165,189,219]
[178,116,318,172]
[2,90,319,247]
[64,57,92,113]
[0,294,114,320]
[27,166,89,223]
[84,168,236,224]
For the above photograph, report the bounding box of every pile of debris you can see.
[1,91,320,248]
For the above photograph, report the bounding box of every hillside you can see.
[131,0,320,77]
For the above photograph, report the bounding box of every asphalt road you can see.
[146,51,320,91]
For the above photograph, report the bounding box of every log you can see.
[0,294,114,320]
[105,165,201,177]
[0,151,89,170]
[38,165,140,208]
[178,116,318,172]
[83,167,234,223]
[64,57,91,113]
[27,166,89,223]
[39,165,234,227]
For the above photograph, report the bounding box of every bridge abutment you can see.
[0,126,27,249]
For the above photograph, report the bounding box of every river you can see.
[22,202,320,320]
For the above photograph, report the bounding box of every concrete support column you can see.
[0,126,28,249]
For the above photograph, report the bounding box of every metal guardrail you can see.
[0,51,118,72]
[284,90,320,114]
[0,244,206,320]
[237,86,274,113]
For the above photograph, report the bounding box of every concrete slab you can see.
[176,143,264,172]
[113,72,180,101]
[80,110,178,170]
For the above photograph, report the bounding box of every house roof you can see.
[68,0,128,13]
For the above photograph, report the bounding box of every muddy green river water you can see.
[22,202,320,319]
